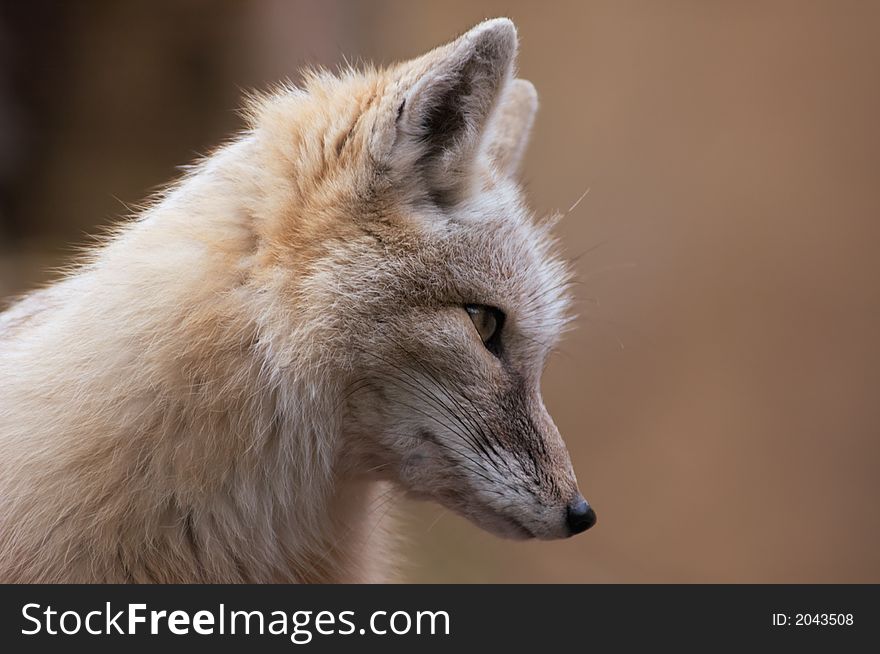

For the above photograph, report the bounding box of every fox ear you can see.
[388,19,517,204]
[485,79,538,178]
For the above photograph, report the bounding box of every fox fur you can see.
[0,19,587,583]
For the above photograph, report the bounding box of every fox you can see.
[0,18,595,583]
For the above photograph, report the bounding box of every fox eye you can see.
[464,304,505,356]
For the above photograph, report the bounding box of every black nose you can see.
[566,495,597,535]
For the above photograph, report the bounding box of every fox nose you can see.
[565,495,597,535]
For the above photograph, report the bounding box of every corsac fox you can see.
[0,18,595,583]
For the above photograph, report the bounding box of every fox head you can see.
[248,19,594,540]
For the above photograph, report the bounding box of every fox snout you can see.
[355,353,595,541]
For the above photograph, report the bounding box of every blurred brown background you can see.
[1,1,878,582]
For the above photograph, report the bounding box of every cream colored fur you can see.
[0,19,586,583]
